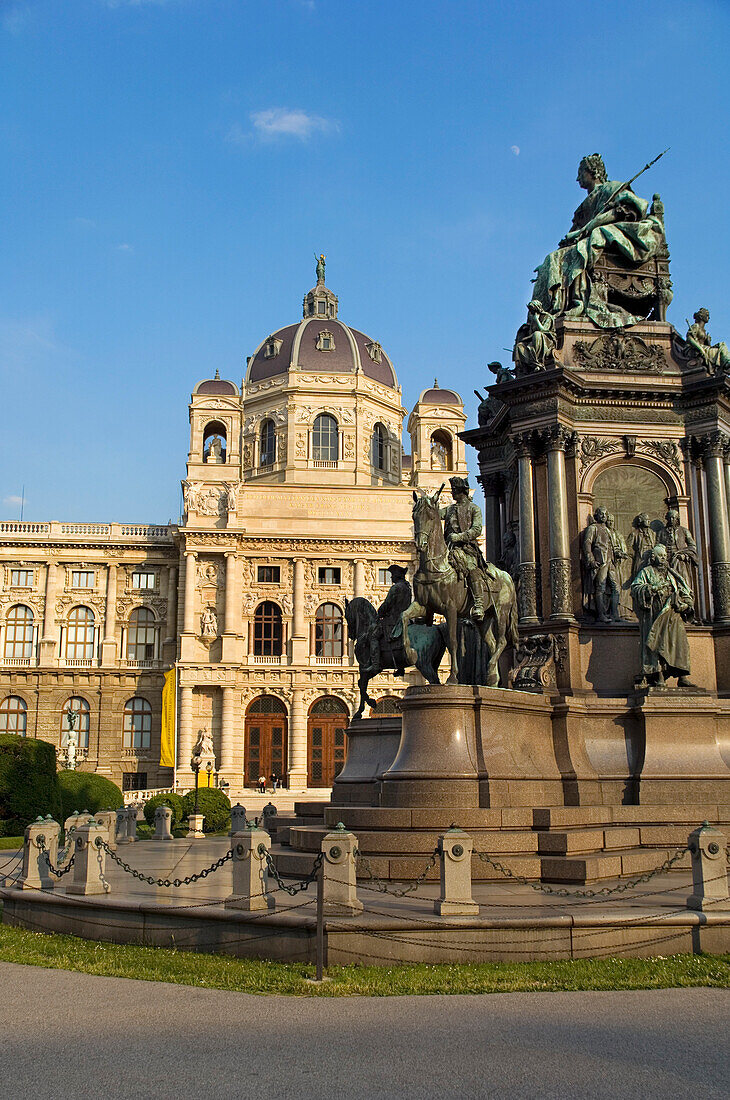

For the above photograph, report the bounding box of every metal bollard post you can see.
[230,803,247,835]
[94,810,118,851]
[435,827,479,916]
[19,817,61,891]
[261,802,278,837]
[321,823,363,916]
[66,820,110,896]
[154,805,174,841]
[225,825,275,911]
[687,823,730,911]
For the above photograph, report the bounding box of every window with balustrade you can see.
[65,606,95,662]
[314,603,343,658]
[4,605,34,660]
[123,697,152,750]
[61,696,90,749]
[253,601,283,657]
[0,695,27,735]
[126,607,157,662]
[312,414,338,462]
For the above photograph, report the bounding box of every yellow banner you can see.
[160,667,176,768]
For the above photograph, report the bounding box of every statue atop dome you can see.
[315,252,326,284]
[529,151,671,330]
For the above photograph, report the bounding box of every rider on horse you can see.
[367,564,412,676]
[441,476,490,621]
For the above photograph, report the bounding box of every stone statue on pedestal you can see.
[513,300,559,373]
[61,710,78,771]
[631,544,693,687]
[686,308,730,374]
[206,435,224,463]
[200,606,218,641]
[582,506,621,622]
[658,509,698,601]
[629,513,656,580]
[193,727,216,774]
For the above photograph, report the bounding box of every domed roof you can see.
[246,260,398,390]
[418,379,461,405]
[194,372,238,396]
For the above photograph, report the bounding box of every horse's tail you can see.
[508,580,520,648]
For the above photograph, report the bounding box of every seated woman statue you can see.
[532,154,665,328]
[686,308,730,374]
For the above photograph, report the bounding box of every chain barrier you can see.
[37,836,76,878]
[355,847,439,898]
[474,845,689,898]
[100,840,232,888]
[263,849,323,895]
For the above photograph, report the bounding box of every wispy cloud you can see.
[103,1,176,8]
[2,3,31,33]
[510,145,520,156]
[0,315,75,371]
[230,107,339,144]
[3,495,24,508]
[74,216,97,229]
[117,242,134,253]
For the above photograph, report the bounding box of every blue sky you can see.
[2,0,729,521]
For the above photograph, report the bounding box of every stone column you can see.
[515,436,538,623]
[180,550,197,661]
[222,552,241,662]
[288,686,308,791]
[220,685,236,774]
[702,433,730,623]
[544,427,575,621]
[177,685,194,780]
[101,564,118,666]
[291,558,307,664]
[164,565,178,651]
[482,474,502,564]
[40,561,59,664]
[354,559,366,598]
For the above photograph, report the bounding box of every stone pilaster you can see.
[288,686,308,791]
[481,473,502,564]
[354,559,366,598]
[163,564,178,662]
[39,561,58,665]
[180,550,197,661]
[101,564,117,666]
[514,434,539,623]
[700,432,730,622]
[291,558,307,663]
[177,685,194,778]
[543,426,576,621]
[220,685,236,775]
[222,551,242,662]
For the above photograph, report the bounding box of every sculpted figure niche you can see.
[631,544,693,688]
[530,152,667,329]
[582,506,623,622]
[657,509,699,603]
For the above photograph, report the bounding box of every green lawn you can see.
[0,838,22,851]
[0,923,727,996]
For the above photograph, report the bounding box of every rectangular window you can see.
[257,565,281,584]
[122,772,148,792]
[71,570,94,589]
[378,568,390,586]
[10,569,33,587]
[318,567,341,585]
[132,572,156,590]
[317,301,326,315]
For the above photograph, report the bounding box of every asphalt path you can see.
[0,962,727,1099]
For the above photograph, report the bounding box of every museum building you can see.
[0,264,468,795]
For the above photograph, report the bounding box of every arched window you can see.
[312,414,338,462]
[0,695,27,735]
[430,430,452,471]
[65,606,95,662]
[372,423,386,471]
[259,418,276,467]
[373,696,402,716]
[315,603,343,658]
[203,420,227,464]
[127,607,157,662]
[61,697,90,749]
[123,697,152,750]
[4,605,34,660]
[253,601,283,657]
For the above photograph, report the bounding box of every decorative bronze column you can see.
[513,433,539,623]
[543,426,576,620]
[700,432,730,622]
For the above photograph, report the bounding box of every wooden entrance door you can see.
[307,697,349,788]
[244,696,288,787]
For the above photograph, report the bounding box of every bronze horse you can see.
[401,486,518,686]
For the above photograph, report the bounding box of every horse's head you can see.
[412,485,446,555]
[344,596,376,640]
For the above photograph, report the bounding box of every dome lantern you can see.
[303,253,338,320]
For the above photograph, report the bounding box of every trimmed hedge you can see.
[58,771,124,819]
[181,787,231,833]
[143,791,184,828]
[0,735,63,836]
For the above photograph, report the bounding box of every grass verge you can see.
[0,923,727,996]
[0,838,22,851]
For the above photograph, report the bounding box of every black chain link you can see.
[37,836,76,878]
[101,840,232,887]
[474,845,689,898]
[263,849,323,895]
[355,847,439,897]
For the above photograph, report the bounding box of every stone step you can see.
[272,846,543,884]
[541,846,692,885]
[294,802,328,821]
[288,824,540,855]
[537,828,627,856]
[324,806,534,830]
[533,804,728,830]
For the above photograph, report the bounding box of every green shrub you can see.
[57,770,124,819]
[0,735,63,835]
[181,787,231,832]
[143,791,184,828]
